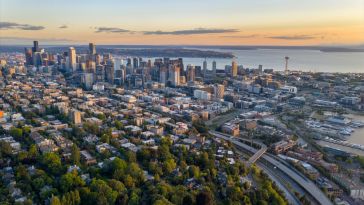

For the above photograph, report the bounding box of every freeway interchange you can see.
[209,131,333,205]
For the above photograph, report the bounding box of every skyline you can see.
[0,0,364,46]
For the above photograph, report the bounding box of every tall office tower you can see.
[133,57,139,69]
[103,53,112,64]
[159,66,167,84]
[115,67,126,85]
[258,64,263,72]
[105,65,115,84]
[89,43,96,55]
[95,54,101,65]
[212,60,217,77]
[32,41,39,52]
[178,58,184,75]
[126,58,132,67]
[114,58,122,71]
[203,60,207,77]
[24,48,33,66]
[33,52,42,67]
[69,47,77,72]
[195,66,202,78]
[86,59,96,73]
[169,65,180,86]
[186,64,196,82]
[80,63,86,72]
[95,65,104,82]
[232,60,238,77]
[147,59,152,68]
[81,73,94,90]
[214,84,225,99]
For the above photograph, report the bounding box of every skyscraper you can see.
[32,41,39,53]
[133,57,139,69]
[69,47,77,72]
[105,64,115,84]
[81,73,94,90]
[212,60,217,77]
[203,60,207,77]
[232,60,238,77]
[159,66,167,84]
[169,65,180,86]
[24,48,33,66]
[186,64,196,82]
[89,43,96,55]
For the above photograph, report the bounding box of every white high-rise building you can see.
[69,47,77,72]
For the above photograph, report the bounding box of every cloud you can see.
[267,35,316,40]
[0,21,45,30]
[143,28,239,35]
[221,34,260,38]
[0,36,75,42]
[59,25,68,29]
[95,27,131,33]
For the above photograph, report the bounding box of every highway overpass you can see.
[209,131,333,205]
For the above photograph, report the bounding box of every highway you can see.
[257,161,302,205]
[209,131,333,205]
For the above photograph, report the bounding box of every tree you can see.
[50,196,61,205]
[61,190,81,205]
[71,144,80,165]
[108,179,126,193]
[90,179,118,205]
[163,158,176,174]
[115,120,123,130]
[10,127,23,139]
[189,165,200,179]
[101,134,110,144]
[196,189,214,205]
[128,190,140,205]
[97,113,106,121]
[41,152,62,175]
[59,171,85,193]
[123,175,135,188]
[182,194,194,205]
[153,198,173,205]
[28,144,38,159]
[0,141,12,157]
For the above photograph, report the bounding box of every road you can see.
[257,161,303,205]
[210,131,333,205]
[210,131,267,165]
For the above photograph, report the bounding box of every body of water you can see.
[346,114,364,146]
[144,48,364,73]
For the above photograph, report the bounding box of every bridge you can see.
[210,131,267,165]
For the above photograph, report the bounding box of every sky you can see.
[0,0,364,46]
